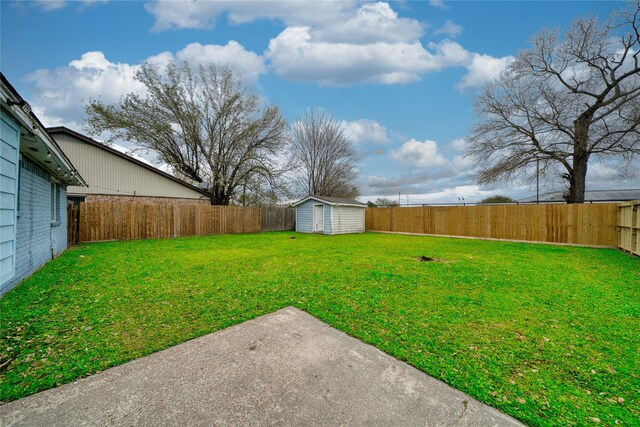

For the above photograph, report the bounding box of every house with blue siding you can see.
[1,73,86,296]
[292,196,366,235]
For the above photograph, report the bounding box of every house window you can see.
[51,182,60,222]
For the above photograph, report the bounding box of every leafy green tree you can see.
[479,195,515,204]
[86,62,289,205]
[373,197,399,207]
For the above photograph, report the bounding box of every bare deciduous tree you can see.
[85,62,288,205]
[290,109,359,198]
[468,2,640,203]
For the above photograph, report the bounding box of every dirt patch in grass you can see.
[416,255,451,263]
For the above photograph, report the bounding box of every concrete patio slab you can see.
[1,307,523,426]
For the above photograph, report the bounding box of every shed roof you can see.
[518,189,640,203]
[47,126,211,198]
[292,195,366,208]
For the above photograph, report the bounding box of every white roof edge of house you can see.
[291,195,366,208]
[0,77,86,187]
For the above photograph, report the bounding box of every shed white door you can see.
[313,204,324,232]
[0,112,19,287]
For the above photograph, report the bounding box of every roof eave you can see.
[0,77,87,187]
[291,195,365,208]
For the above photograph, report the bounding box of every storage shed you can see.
[292,196,366,235]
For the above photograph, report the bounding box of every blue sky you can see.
[1,0,635,203]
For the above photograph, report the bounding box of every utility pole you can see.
[398,192,401,205]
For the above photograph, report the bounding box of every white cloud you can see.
[143,42,266,83]
[451,154,474,170]
[145,0,356,31]
[33,1,67,11]
[456,53,515,91]
[69,51,112,70]
[266,32,504,86]
[429,40,472,67]
[390,139,448,167]
[26,51,144,128]
[589,163,617,179]
[25,42,266,128]
[451,138,466,151]
[263,5,490,86]
[267,26,435,85]
[31,105,82,130]
[175,42,266,82]
[343,119,392,145]
[146,1,511,88]
[312,2,424,44]
[31,0,107,11]
[434,20,463,37]
[428,0,448,10]
[360,185,494,205]
[412,185,492,202]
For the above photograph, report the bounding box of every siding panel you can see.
[332,206,365,234]
[295,200,314,233]
[1,158,68,295]
[324,204,332,235]
[53,133,208,200]
[0,112,19,287]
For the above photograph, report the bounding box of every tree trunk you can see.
[567,117,591,204]
[209,187,230,205]
[567,155,588,203]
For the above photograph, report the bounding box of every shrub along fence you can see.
[72,202,293,243]
[618,200,639,255]
[365,203,620,247]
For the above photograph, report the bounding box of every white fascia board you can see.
[1,89,85,186]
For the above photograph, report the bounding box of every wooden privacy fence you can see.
[365,203,620,247]
[74,202,293,243]
[618,200,639,255]
[67,202,79,246]
[261,206,296,231]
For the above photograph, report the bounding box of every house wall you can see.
[1,111,19,288]
[330,206,365,235]
[295,199,315,233]
[1,157,68,295]
[53,132,207,200]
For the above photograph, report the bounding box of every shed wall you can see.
[324,204,332,235]
[295,200,315,233]
[330,206,365,234]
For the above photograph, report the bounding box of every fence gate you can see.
[67,202,80,246]
[618,200,639,256]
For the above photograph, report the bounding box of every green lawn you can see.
[1,232,638,425]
